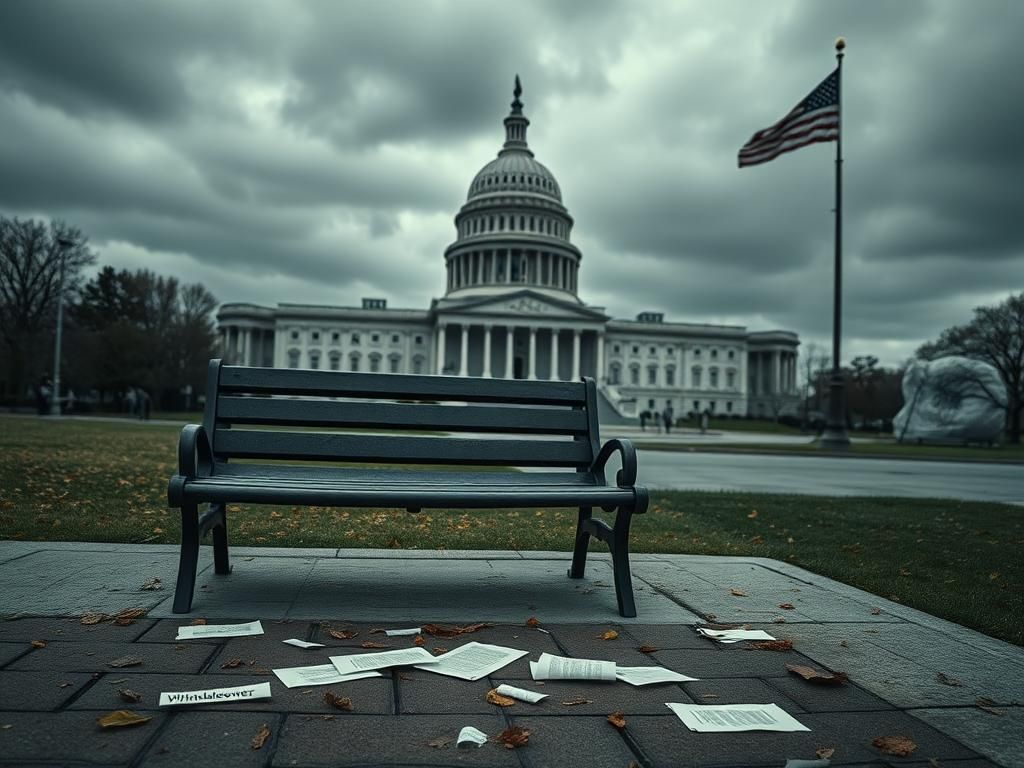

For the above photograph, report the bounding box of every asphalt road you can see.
[636,449,1024,503]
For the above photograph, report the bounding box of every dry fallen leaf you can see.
[869,607,882,615]
[772,617,787,624]
[112,608,147,627]
[117,689,142,703]
[607,711,627,730]
[190,618,206,626]
[139,577,163,591]
[526,617,540,628]
[778,603,796,610]
[872,735,917,757]
[496,726,530,749]
[428,735,452,749]
[561,696,592,706]
[786,663,848,685]
[80,613,107,625]
[839,640,849,648]
[975,697,1004,716]
[599,630,619,641]
[421,623,493,638]
[638,645,658,654]
[816,747,835,759]
[107,656,143,668]
[96,710,152,729]
[360,641,390,649]
[328,629,359,640]
[323,691,353,711]
[748,640,794,651]
[486,688,516,707]
[250,723,271,750]
[30,640,46,649]
[220,658,243,669]
[413,635,425,646]
[432,647,448,656]
[936,672,962,687]
[730,588,748,597]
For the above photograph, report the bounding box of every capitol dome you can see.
[443,76,582,303]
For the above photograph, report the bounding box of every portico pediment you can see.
[436,289,608,323]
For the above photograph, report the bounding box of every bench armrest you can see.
[590,438,638,488]
[178,424,213,480]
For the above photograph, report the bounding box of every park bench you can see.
[167,359,648,617]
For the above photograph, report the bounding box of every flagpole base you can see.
[819,374,851,451]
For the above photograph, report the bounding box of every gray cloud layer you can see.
[1,0,1021,367]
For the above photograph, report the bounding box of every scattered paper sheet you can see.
[666,703,810,732]
[696,628,776,644]
[159,681,271,707]
[175,620,263,641]
[282,639,325,649]
[456,726,488,747]
[331,647,439,675]
[273,663,383,689]
[384,627,422,637]
[530,652,616,681]
[615,666,698,686]
[414,642,527,681]
[494,684,547,703]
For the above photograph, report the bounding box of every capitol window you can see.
[650,346,656,355]
[371,333,379,343]
[726,370,735,388]
[392,334,400,344]
[711,348,718,360]
[632,345,639,355]
[414,335,423,345]
[369,353,382,373]
[309,351,321,370]
[311,331,320,342]
[331,332,340,343]
[389,355,400,373]
[290,330,299,341]
[287,349,300,369]
[349,353,360,372]
[412,355,424,374]
[694,348,701,357]
[665,366,675,386]
[728,349,735,360]
[329,352,341,371]
[499,215,505,230]
[726,401,733,413]
[710,368,719,388]
[630,364,640,385]
[609,362,622,385]
[647,365,657,385]
[612,344,620,354]
[351,333,360,345]
[692,366,702,388]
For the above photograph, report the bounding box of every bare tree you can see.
[917,293,1024,444]
[0,217,95,401]
[799,342,830,428]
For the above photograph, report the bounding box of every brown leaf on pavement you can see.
[638,645,658,654]
[360,641,390,649]
[30,640,46,648]
[607,711,627,729]
[561,696,592,706]
[328,629,359,640]
[778,603,796,610]
[496,725,530,749]
[786,663,848,685]
[869,607,882,615]
[748,639,794,651]
[107,656,143,668]
[486,688,516,707]
[220,658,243,669]
[526,616,540,627]
[96,710,152,729]
[117,689,142,703]
[599,630,619,641]
[730,588,748,597]
[80,612,108,625]
[816,747,835,759]
[250,723,271,750]
[936,672,962,687]
[323,691,353,711]
[139,577,163,591]
[190,618,206,625]
[113,608,147,626]
[872,735,917,756]
[975,697,1004,716]
[421,623,493,638]
[432,647,448,656]
[413,635,425,646]
[428,735,452,749]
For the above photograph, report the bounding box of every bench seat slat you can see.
[219,366,586,405]
[216,396,589,435]
[214,429,594,467]
[216,464,595,486]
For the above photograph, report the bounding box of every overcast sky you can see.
[1,0,1021,369]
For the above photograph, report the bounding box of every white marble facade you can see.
[218,81,800,418]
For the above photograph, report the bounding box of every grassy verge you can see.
[632,439,1024,462]
[1,416,1021,645]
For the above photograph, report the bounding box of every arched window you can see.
[412,355,425,374]
[710,367,719,388]
[309,351,321,370]
[488,215,494,231]
[726,369,735,389]
[647,365,658,386]
[329,352,341,371]
[609,362,622,385]
[630,364,641,386]
[665,366,676,387]
[519,216,525,230]
[369,353,382,373]
[529,216,535,232]
[692,366,702,388]
[349,352,361,372]
[499,215,505,230]
[287,349,300,369]
[389,354,401,374]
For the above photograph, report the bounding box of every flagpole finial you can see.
[835,37,846,52]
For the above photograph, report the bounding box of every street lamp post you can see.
[49,237,74,416]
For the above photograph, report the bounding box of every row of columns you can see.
[749,350,797,395]
[447,249,578,293]
[221,326,273,367]
[436,323,602,380]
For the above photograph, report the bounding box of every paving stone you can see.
[0,641,30,669]
[653,648,819,679]
[0,616,157,643]
[7,641,216,674]
[617,623,712,650]
[398,676,496,714]
[911,706,1024,768]
[271,712,519,766]
[0,710,164,765]
[680,677,805,714]
[69,672,393,714]
[765,676,897,713]
[546,624,661,668]
[0,670,95,711]
[509,715,642,767]
[486,678,689,716]
[142,711,283,767]
[628,709,981,767]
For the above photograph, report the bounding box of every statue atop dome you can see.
[511,74,523,114]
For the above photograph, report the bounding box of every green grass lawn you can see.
[1,416,1021,645]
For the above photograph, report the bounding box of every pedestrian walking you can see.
[662,403,674,434]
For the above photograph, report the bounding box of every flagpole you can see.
[820,36,851,450]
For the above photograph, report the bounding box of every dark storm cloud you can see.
[0,0,1019,368]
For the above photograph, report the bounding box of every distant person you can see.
[639,410,647,431]
[700,409,709,434]
[125,387,137,416]
[663,404,674,434]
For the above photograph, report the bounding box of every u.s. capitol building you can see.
[218,80,799,419]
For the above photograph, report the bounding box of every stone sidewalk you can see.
[0,541,1020,767]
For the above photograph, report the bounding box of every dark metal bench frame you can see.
[168,359,648,617]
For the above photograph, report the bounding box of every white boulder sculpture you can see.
[895,356,1006,444]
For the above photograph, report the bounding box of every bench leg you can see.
[567,506,592,579]
[172,502,200,614]
[211,503,231,575]
[610,506,637,618]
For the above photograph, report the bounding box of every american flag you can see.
[738,69,839,168]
